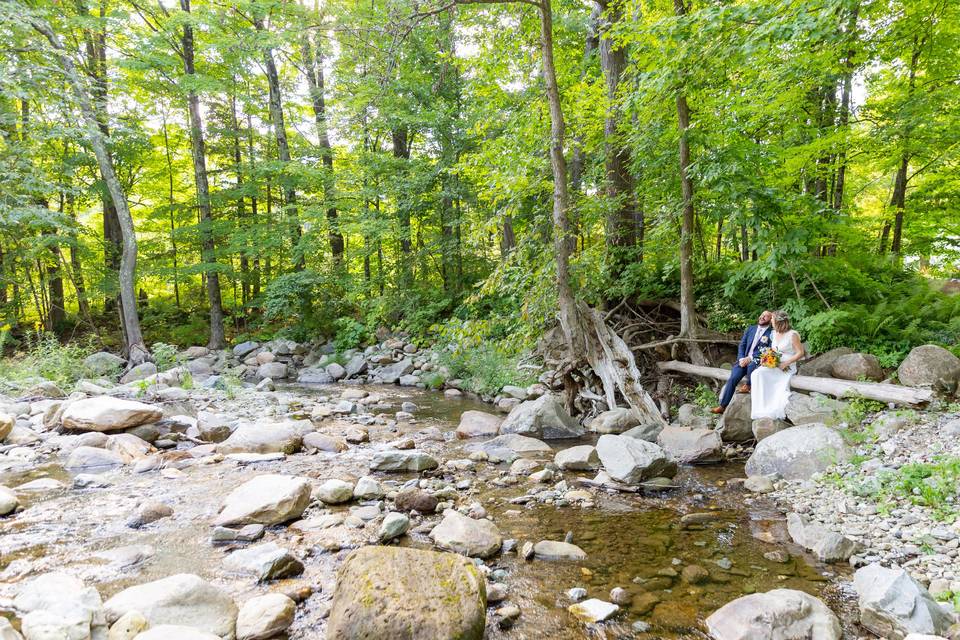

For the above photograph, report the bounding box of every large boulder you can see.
[785,393,847,426]
[61,398,162,433]
[499,395,584,439]
[369,450,439,472]
[83,351,124,377]
[326,546,485,640]
[799,347,854,378]
[853,563,953,639]
[429,508,502,558]
[214,474,311,526]
[621,422,664,442]
[554,445,599,471]
[657,426,722,463]
[104,574,237,639]
[255,362,287,381]
[744,425,848,481]
[595,434,677,484]
[705,589,841,640]
[216,422,307,455]
[15,572,107,640]
[897,344,960,391]
[297,368,333,384]
[717,393,753,442]
[832,353,884,382]
[589,408,639,434]
[456,411,503,439]
[786,513,862,562]
[752,418,791,442]
[377,359,414,384]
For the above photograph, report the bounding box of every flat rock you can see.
[554,445,599,471]
[236,593,296,640]
[705,588,841,640]
[223,542,304,581]
[134,626,220,640]
[657,426,722,463]
[595,434,677,484]
[744,425,848,480]
[61,397,162,432]
[533,540,586,561]
[456,411,503,439]
[215,474,312,526]
[216,421,307,455]
[65,445,125,470]
[370,449,438,472]
[430,508,502,558]
[567,599,619,623]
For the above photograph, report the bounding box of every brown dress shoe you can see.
[709,406,724,415]
[736,384,751,393]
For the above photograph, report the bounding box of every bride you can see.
[750,310,805,420]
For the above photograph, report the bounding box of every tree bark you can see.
[30,15,149,364]
[889,37,921,257]
[180,0,225,348]
[392,127,413,284]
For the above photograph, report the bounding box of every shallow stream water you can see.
[0,384,863,638]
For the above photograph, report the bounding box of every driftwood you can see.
[657,360,934,406]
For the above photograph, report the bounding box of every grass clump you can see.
[438,344,536,397]
[0,331,97,393]
[876,456,960,522]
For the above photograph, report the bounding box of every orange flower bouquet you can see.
[757,347,782,368]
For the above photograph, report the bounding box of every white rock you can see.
[853,563,953,639]
[378,512,411,542]
[215,474,312,526]
[595,434,677,484]
[0,485,19,515]
[236,594,295,640]
[567,598,618,623]
[429,509,502,558]
[317,479,355,504]
[61,398,162,432]
[15,572,106,640]
[554,445,599,471]
[353,476,384,500]
[704,589,841,640]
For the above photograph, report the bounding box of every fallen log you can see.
[657,360,934,406]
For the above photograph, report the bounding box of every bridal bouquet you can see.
[757,347,782,368]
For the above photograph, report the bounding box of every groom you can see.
[710,310,773,414]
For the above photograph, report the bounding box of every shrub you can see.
[438,344,536,397]
[152,342,180,372]
[333,317,368,352]
[0,332,96,392]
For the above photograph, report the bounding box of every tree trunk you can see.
[160,114,181,309]
[889,36,921,257]
[30,16,148,364]
[300,30,344,264]
[65,190,91,319]
[180,0,225,348]
[392,127,413,284]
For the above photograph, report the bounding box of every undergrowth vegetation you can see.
[0,331,98,392]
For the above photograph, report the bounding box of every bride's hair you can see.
[772,310,791,332]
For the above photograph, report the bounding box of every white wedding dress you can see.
[750,329,799,420]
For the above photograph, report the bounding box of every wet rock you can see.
[214,474,312,526]
[554,445,599,471]
[499,395,584,439]
[456,411,503,439]
[303,432,347,453]
[0,485,19,515]
[595,434,677,484]
[134,626,219,640]
[897,344,960,390]
[567,587,587,602]
[327,546,485,640]
[126,501,173,529]
[744,425,849,480]
[682,564,710,584]
[317,479,355,504]
[120,362,157,384]
[567,599,619,623]
[224,542,304,582]
[15,571,107,640]
[108,610,148,640]
[83,351,125,377]
[61,397,162,432]
[236,594,296,640]
[785,393,847,426]
[95,545,156,568]
[104,574,236,638]
[853,563,953,639]
[743,475,774,493]
[369,449,439,472]
[378,512,410,542]
[533,540,586,561]
[657,426,722,463]
[216,421,306,455]
[832,353,884,382]
[705,589,841,640]
[430,508,502,558]
[680,512,722,528]
[786,513,861,562]
[589,408,640,434]
[752,418,790,442]
[609,587,630,605]
[717,394,752,443]
[65,445,125,470]
[394,487,438,513]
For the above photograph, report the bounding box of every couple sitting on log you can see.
[711,310,806,421]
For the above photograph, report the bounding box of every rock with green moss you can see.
[327,546,486,640]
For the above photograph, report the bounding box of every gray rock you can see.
[215,474,312,526]
[353,476,384,500]
[456,410,503,439]
[786,513,862,562]
[595,434,677,484]
[83,351,124,377]
[197,411,236,443]
[317,479,355,504]
[15,572,106,640]
[656,426,722,463]
[554,445,599,471]
[327,546,485,640]
[326,362,347,380]
[297,367,334,384]
[61,397,162,432]
[120,362,157,384]
[832,353,884,382]
[378,359,414,384]
[256,362,287,381]
[499,395,583,439]
[216,421,307,455]
[303,432,347,453]
[718,393,753,442]
[705,589,841,640]
[430,508,502,558]
[134,626,220,640]
[853,563,953,639]
[532,540,586,561]
[370,449,439,472]
[236,593,295,640]
[378,512,411,542]
[752,417,791,441]
[0,618,22,640]
[589,408,640,434]
[233,341,259,358]
[620,422,664,442]
[743,475,774,493]
[897,344,960,391]
[467,434,552,457]
[344,355,368,378]
[785,393,847,426]
[104,574,237,638]
[65,445,125,470]
[744,425,848,480]
[224,542,304,581]
[799,347,855,377]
